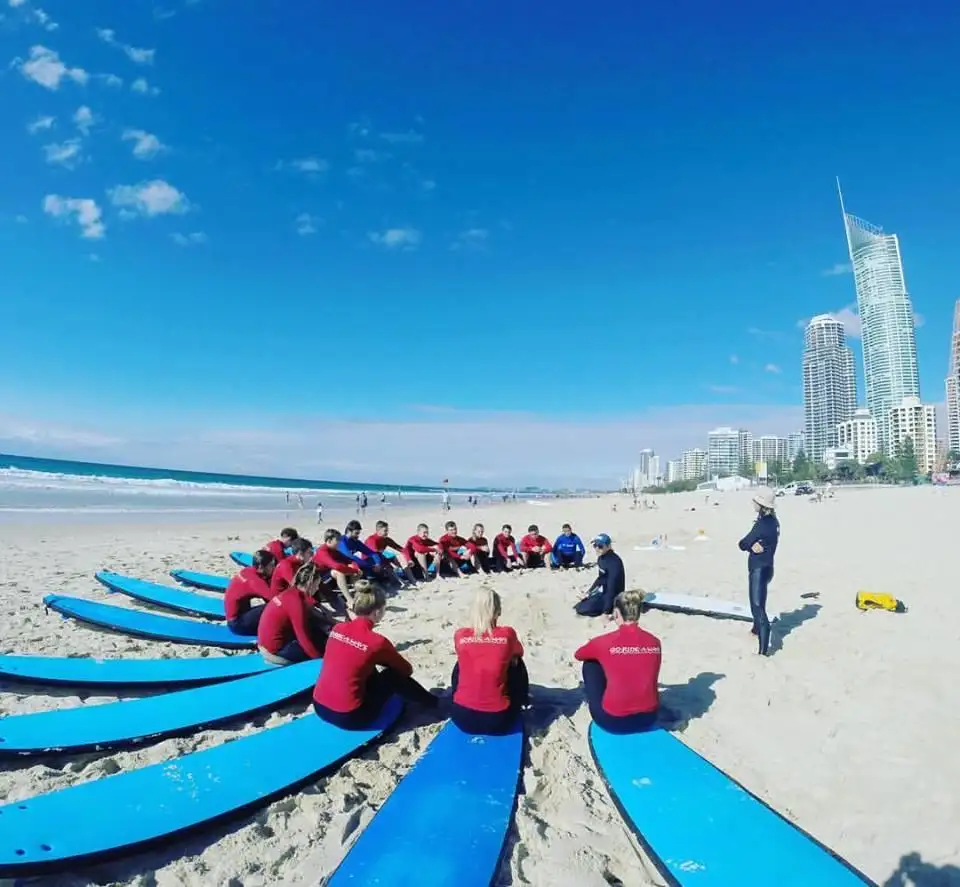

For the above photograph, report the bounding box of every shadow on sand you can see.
[883,852,960,887]
[658,671,725,732]
[768,602,822,656]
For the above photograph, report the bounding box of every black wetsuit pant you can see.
[274,617,331,662]
[313,667,437,730]
[582,661,657,734]
[449,660,529,735]
[227,605,265,636]
[749,566,774,655]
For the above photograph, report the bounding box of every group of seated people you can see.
[221,525,659,737]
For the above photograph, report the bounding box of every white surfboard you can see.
[642,590,751,621]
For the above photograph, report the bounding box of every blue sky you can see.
[2,0,959,486]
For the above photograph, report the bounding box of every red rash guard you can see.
[223,567,274,621]
[520,533,552,554]
[469,535,489,554]
[312,617,412,712]
[404,535,439,559]
[574,623,661,716]
[365,533,402,554]
[493,533,518,558]
[264,540,286,561]
[269,554,303,597]
[257,588,324,659]
[453,626,524,713]
[438,533,470,560]
[312,546,362,575]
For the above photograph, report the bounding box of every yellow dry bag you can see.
[856,591,903,613]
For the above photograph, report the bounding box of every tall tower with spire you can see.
[946,300,960,456]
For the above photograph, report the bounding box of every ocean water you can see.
[0,453,471,524]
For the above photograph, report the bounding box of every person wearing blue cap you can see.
[574,533,625,618]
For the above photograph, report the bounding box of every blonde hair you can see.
[292,562,325,597]
[614,588,646,622]
[469,587,502,637]
[352,580,386,617]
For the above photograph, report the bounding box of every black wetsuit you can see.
[574,550,625,617]
[738,512,780,654]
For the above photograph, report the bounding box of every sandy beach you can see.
[1,486,958,886]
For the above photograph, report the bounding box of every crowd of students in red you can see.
[222,525,661,737]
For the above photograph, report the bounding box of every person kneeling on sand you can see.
[450,588,529,735]
[312,581,439,729]
[574,534,625,618]
[312,528,363,609]
[574,589,661,734]
[224,549,278,636]
[519,524,553,568]
[257,562,338,664]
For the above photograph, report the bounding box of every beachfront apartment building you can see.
[836,408,879,465]
[803,314,857,464]
[666,459,683,484]
[707,427,751,477]
[839,184,921,454]
[636,449,661,487]
[787,431,806,463]
[679,447,707,481]
[945,300,960,456]
[888,396,938,474]
[751,435,789,468]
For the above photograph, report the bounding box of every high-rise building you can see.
[946,300,960,457]
[666,459,683,484]
[680,447,707,481]
[836,408,878,464]
[888,396,938,474]
[802,314,857,463]
[751,435,789,467]
[707,427,751,477]
[839,182,920,452]
[636,449,659,487]
[787,431,806,463]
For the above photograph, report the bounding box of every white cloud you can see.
[354,148,390,163]
[452,228,489,250]
[369,227,421,250]
[820,304,924,340]
[43,138,82,168]
[42,194,105,239]
[101,73,124,88]
[295,212,318,236]
[96,27,154,64]
[72,105,96,135]
[278,156,330,175]
[380,130,424,145]
[18,45,88,90]
[26,114,54,133]
[822,262,852,277]
[88,252,102,262]
[108,179,189,217]
[171,231,207,246]
[122,128,167,159]
[130,77,160,95]
[15,214,28,224]
[8,0,27,7]
[707,384,739,395]
[764,363,782,374]
[7,0,57,30]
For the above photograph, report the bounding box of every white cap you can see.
[752,487,776,509]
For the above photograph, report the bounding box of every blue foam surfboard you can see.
[230,551,254,568]
[0,697,403,877]
[43,595,255,650]
[588,725,874,887]
[0,653,275,689]
[0,660,321,755]
[169,569,229,592]
[96,572,226,620]
[326,719,523,886]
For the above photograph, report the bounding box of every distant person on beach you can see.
[552,523,586,568]
[574,534,624,618]
[366,520,419,585]
[403,523,442,580]
[269,537,314,597]
[442,489,451,512]
[312,528,363,605]
[360,491,368,515]
[450,588,529,735]
[258,562,337,664]
[297,493,304,508]
[316,500,323,523]
[469,523,493,573]
[224,550,278,636]
[519,524,553,568]
[438,520,472,578]
[493,524,523,571]
[285,492,290,505]
[738,486,780,656]
[264,528,299,561]
[312,581,439,728]
[574,589,661,733]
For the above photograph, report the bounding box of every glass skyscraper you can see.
[839,183,920,452]
[802,315,857,463]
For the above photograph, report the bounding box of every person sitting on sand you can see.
[339,520,397,586]
[519,524,553,568]
[312,528,363,604]
[468,523,493,573]
[493,524,523,572]
[737,486,780,657]
[257,562,337,664]
[403,523,442,580]
[574,589,661,734]
[438,520,472,578]
[224,550,278,635]
[551,523,586,569]
[450,588,529,735]
[263,527,299,562]
[312,581,439,728]
[269,537,314,597]
[365,520,419,585]
[574,534,625,618]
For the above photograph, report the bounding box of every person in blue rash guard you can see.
[551,523,586,568]
[339,520,397,586]
[737,486,780,656]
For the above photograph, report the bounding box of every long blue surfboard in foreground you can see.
[0,660,321,755]
[326,719,523,886]
[588,725,874,887]
[0,653,275,689]
[231,551,254,568]
[96,572,226,620]
[43,595,255,650]
[0,697,403,877]
[170,569,229,593]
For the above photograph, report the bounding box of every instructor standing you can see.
[574,533,625,618]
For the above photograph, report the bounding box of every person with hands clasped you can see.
[738,486,780,656]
